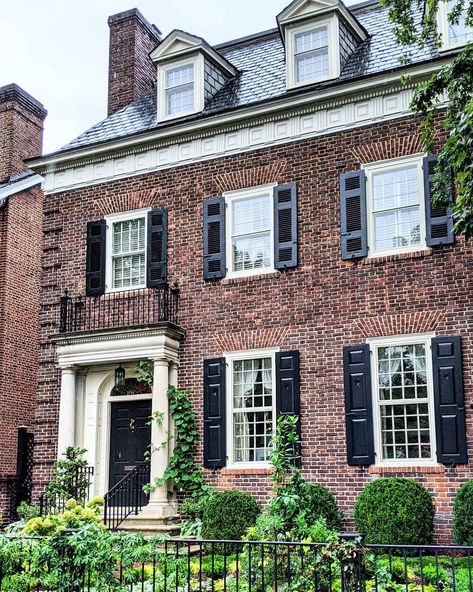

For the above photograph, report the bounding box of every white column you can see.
[57,365,77,458]
[145,357,172,516]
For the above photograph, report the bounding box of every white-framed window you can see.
[438,0,473,50]
[157,55,204,122]
[105,209,150,292]
[364,155,426,257]
[286,16,340,88]
[226,349,278,467]
[225,184,276,279]
[369,334,437,466]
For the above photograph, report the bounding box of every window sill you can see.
[359,249,433,266]
[368,464,444,475]
[221,271,279,286]
[221,467,273,475]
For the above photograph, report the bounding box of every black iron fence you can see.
[103,461,150,530]
[59,284,180,334]
[39,466,94,516]
[1,536,473,591]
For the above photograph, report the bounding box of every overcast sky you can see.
[0,0,303,154]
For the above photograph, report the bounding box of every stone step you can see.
[118,513,182,537]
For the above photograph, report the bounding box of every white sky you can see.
[0,0,299,153]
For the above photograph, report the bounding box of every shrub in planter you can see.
[453,480,473,545]
[201,490,260,541]
[354,477,435,544]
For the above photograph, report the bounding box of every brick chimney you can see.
[0,84,47,182]
[107,8,162,116]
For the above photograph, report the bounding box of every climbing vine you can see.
[135,361,206,497]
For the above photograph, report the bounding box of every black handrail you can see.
[39,466,94,516]
[59,284,180,334]
[103,461,150,530]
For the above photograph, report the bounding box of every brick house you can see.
[0,84,46,523]
[29,1,472,539]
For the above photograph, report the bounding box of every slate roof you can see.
[61,1,438,153]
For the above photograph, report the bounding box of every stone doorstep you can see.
[118,513,182,537]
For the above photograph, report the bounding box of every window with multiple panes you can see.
[372,338,435,463]
[226,185,274,277]
[230,355,275,464]
[108,213,147,290]
[294,26,329,83]
[365,157,425,256]
[165,63,195,117]
[440,0,473,48]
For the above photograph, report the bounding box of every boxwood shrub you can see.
[201,490,260,541]
[454,480,473,545]
[354,477,435,544]
[302,482,344,531]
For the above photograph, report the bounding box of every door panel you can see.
[109,400,152,496]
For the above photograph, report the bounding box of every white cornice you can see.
[30,61,449,195]
[0,174,42,204]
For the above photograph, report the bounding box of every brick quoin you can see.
[0,85,45,524]
[34,115,473,543]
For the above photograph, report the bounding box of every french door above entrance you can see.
[109,400,152,492]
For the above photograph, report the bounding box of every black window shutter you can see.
[432,336,467,465]
[86,220,106,296]
[203,197,226,279]
[147,209,167,287]
[340,171,368,260]
[276,351,301,465]
[343,344,375,465]
[203,358,226,468]
[274,184,297,269]
[423,155,455,246]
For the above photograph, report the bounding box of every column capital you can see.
[58,364,78,373]
[149,357,170,367]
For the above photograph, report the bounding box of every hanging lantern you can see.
[115,365,125,386]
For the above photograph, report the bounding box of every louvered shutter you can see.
[432,336,467,465]
[423,155,455,246]
[276,351,301,465]
[340,171,368,259]
[343,344,374,465]
[203,197,226,279]
[274,184,297,269]
[86,220,106,296]
[203,358,226,468]
[147,209,167,287]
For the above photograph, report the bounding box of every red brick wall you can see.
[0,185,43,523]
[107,9,161,116]
[34,115,473,541]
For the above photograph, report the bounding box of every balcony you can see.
[59,284,180,334]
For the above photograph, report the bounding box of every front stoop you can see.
[118,513,182,537]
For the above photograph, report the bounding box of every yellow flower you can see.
[65,498,77,510]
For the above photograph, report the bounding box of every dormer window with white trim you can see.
[438,0,473,50]
[151,30,238,123]
[287,16,339,88]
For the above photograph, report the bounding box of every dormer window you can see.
[165,63,195,116]
[151,30,238,123]
[438,0,473,50]
[287,16,339,88]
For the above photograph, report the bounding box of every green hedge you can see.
[354,477,435,544]
[201,490,260,541]
[454,480,473,545]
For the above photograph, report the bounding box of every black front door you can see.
[109,400,152,496]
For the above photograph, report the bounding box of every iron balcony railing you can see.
[103,461,150,530]
[59,284,179,334]
[39,466,94,516]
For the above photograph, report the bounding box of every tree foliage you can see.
[381,0,473,237]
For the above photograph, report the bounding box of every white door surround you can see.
[52,324,185,517]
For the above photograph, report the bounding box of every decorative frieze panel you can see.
[43,86,415,195]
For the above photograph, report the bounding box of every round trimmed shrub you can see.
[354,477,435,544]
[303,483,344,531]
[454,480,473,545]
[201,490,261,541]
